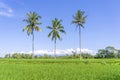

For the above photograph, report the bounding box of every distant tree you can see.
[5,54,11,58]
[98,49,106,58]
[65,54,72,58]
[105,46,116,58]
[72,51,77,58]
[24,54,32,59]
[72,10,87,59]
[23,11,42,58]
[21,53,25,58]
[34,55,38,58]
[117,50,120,58]
[81,53,93,59]
[12,53,21,59]
[43,53,49,58]
[96,46,117,58]
[47,18,66,59]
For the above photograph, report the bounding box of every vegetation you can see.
[0,59,120,80]
[95,46,120,58]
[4,52,94,59]
[5,53,32,59]
[72,10,87,59]
[23,11,42,57]
[4,46,120,59]
[47,18,66,59]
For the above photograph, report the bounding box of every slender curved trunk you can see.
[54,39,56,59]
[79,26,81,59]
[32,32,34,58]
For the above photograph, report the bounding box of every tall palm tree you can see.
[72,10,87,59]
[23,11,42,58]
[47,18,66,59]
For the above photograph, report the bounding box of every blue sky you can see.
[0,0,120,56]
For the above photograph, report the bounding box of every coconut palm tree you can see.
[47,18,66,59]
[72,10,87,59]
[23,11,42,58]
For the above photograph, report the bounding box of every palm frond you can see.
[47,26,53,29]
[23,19,29,23]
[23,26,28,32]
[58,26,64,29]
[72,20,78,24]
[48,31,53,38]
[56,32,61,40]
[59,29,66,34]
[27,28,32,36]
[80,24,84,28]
[52,31,56,40]
[35,26,42,31]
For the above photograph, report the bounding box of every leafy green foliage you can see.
[5,53,32,59]
[95,46,119,58]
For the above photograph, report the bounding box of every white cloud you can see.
[76,48,94,54]
[0,2,13,17]
[15,48,95,56]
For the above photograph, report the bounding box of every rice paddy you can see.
[0,59,120,80]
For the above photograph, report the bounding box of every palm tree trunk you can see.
[32,32,34,58]
[54,39,56,59]
[79,26,82,59]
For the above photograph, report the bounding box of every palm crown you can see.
[23,12,42,35]
[47,18,66,41]
[72,10,86,28]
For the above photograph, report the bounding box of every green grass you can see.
[0,59,120,80]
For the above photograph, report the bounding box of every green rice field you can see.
[0,59,120,80]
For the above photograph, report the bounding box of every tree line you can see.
[95,46,120,58]
[4,46,120,59]
[4,52,93,59]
